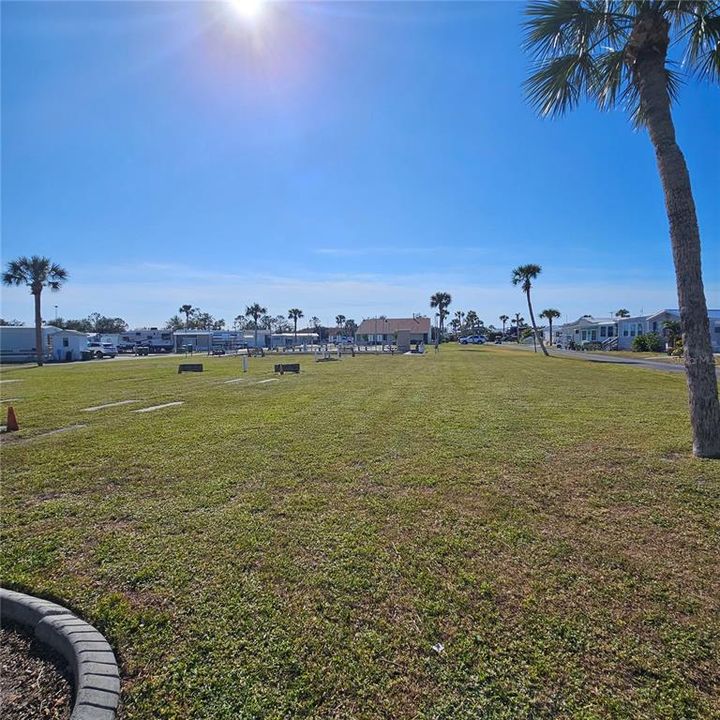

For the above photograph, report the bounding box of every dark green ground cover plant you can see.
[1,346,719,718]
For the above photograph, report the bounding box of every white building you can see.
[0,326,88,363]
[554,316,617,349]
[553,309,720,352]
[270,332,319,349]
[617,309,720,351]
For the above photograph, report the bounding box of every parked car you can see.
[459,335,486,345]
[87,341,117,359]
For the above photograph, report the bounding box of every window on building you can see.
[600,327,606,337]
[63,338,69,347]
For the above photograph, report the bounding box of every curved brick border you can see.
[0,588,120,720]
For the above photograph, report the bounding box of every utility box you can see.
[396,330,411,354]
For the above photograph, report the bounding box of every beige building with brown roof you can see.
[355,316,431,344]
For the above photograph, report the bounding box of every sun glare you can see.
[230,0,266,22]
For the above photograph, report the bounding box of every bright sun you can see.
[230,0,266,22]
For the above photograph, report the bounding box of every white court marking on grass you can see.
[134,401,184,413]
[0,379,22,384]
[82,400,140,412]
[223,378,249,384]
[255,379,278,384]
[10,424,89,443]
[0,398,22,403]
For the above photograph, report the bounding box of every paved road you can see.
[491,342,720,376]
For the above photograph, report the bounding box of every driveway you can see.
[492,343,719,376]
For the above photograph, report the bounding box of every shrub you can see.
[632,333,664,352]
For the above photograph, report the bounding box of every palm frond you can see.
[525,52,597,116]
[679,8,720,81]
[525,0,631,59]
[591,49,628,109]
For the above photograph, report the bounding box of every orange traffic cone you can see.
[6,406,19,432]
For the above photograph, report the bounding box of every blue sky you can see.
[2,1,718,329]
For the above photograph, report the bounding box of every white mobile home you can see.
[269,332,319,349]
[617,309,720,351]
[555,316,617,349]
[0,326,88,363]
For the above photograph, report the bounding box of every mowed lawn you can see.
[1,347,719,719]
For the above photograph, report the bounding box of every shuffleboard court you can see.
[134,401,184,413]
[4,424,89,444]
[82,400,140,412]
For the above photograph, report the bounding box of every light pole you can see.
[54,305,58,322]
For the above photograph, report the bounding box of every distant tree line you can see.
[165,303,360,341]
[53,312,128,334]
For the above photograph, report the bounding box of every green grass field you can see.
[2,347,719,719]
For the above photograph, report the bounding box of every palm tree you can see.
[512,264,549,356]
[524,1,719,454]
[466,310,480,333]
[540,308,561,346]
[245,303,267,349]
[615,309,631,319]
[430,292,452,341]
[663,319,682,350]
[499,314,510,338]
[454,310,465,336]
[335,315,346,335]
[2,256,68,366]
[179,304,194,328]
[288,308,304,344]
[512,314,525,343]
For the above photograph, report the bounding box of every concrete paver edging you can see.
[0,587,120,719]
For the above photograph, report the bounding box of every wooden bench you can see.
[274,363,300,374]
[178,364,203,373]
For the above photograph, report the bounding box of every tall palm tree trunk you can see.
[525,290,549,356]
[631,15,720,457]
[548,318,553,346]
[33,290,44,366]
[294,318,297,344]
